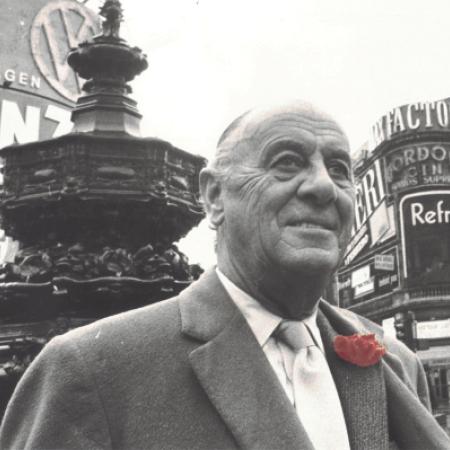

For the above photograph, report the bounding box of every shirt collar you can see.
[216,268,322,350]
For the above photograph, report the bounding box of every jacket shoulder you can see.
[334,306,416,360]
[0,296,186,448]
[57,295,182,352]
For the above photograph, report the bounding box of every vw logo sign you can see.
[30,0,100,103]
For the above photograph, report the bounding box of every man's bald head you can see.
[210,101,348,176]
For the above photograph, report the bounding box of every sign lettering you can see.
[400,191,450,279]
[344,233,369,266]
[0,99,71,148]
[3,69,41,89]
[374,254,395,271]
[411,200,450,226]
[351,265,371,288]
[339,247,399,306]
[369,99,450,150]
[344,158,386,262]
[385,143,450,193]
[354,279,374,297]
[417,319,450,340]
[353,159,385,233]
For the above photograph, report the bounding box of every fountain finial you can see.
[99,0,123,39]
[67,0,148,136]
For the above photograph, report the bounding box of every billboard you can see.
[343,158,396,265]
[338,246,399,307]
[385,143,450,193]
[399,191,450,283]
[368,98,450,152]
[0,0,100,147]
[417,319,450,340]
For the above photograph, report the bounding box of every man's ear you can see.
[199,168,225,229]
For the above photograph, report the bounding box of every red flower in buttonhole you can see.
[333,333,386,367]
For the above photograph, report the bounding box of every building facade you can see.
[338,98,450,421]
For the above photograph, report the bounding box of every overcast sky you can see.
[86,0,450,268]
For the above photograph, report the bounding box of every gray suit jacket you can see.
[1,269,449,449]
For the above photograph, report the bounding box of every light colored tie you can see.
[276,321,351,450]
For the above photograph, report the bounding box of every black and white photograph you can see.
[1,1,450,448]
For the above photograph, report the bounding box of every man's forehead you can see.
[225,102,348,149]
[250,104,344,136]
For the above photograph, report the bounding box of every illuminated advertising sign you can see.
[338,247,399,307]
[400,191,450,283]
[351,265,374,298]
[351,265,371,288]
[353,159,386,230]
[0,91,72,148]
[417,319,450,340]
[385,143,450,193]
[368,98,450,151]
[374,254,395,271]
[344,158,395,264]
[0,0,99,147]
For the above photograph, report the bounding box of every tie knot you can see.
[275,321,315,352]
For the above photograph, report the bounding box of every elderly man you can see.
[1,102,449,450]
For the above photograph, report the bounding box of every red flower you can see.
[333,333,386,367]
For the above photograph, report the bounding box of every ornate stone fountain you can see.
[0,0,205,413]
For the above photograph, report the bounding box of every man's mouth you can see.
[287,221,334,231]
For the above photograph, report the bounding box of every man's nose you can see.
[296,163,337,205]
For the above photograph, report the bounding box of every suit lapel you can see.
[319,301,450,450]
[179,269,313,450]
[317,309,389,450]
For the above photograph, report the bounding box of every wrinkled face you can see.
[219,109,355,278]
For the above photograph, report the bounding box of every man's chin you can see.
[280,248,340,276]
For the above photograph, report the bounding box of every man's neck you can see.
[217,258,328,321]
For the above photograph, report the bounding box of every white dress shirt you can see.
[217,269,325,404]
[216,270,350,449]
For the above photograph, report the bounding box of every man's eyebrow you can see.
[324,147,352,166]
[261,139,307,162]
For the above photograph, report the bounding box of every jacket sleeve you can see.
[384,335,432,411]
[414,353,432,411]
[0,334,112,450]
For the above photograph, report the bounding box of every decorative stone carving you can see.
[0,243,197,283]
[0,0,206,418]
[100,0,123,39]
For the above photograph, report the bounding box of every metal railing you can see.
[404,283,450,301]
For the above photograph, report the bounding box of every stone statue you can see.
[100,0,123,38]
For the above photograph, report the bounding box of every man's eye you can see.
[272,154,304,170]
[328,161,350,179]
